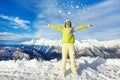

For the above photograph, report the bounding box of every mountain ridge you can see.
[0,38,120,61]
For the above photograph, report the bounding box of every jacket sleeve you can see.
[49,24,63,32]
[76,25,89,31]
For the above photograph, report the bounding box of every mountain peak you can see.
[20,38,120,48]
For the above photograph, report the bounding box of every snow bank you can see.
[0,57,120,80]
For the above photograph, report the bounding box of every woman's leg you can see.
[68,43,77,73]
[61,43,69,73]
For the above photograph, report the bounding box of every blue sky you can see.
[0,0,120,41]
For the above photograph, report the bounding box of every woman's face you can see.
[65,24,71,28]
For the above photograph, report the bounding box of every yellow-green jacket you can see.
[49,24,89,43]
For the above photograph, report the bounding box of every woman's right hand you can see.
[45,24,50,27]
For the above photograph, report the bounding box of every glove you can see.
[45,24,50,27]
[88,24,93,27]
[45,24,50,28]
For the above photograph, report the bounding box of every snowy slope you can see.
[0,57,120,80]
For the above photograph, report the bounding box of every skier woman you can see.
[46,20,93,75]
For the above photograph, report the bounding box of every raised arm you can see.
[73,24,93,31]
[46,24,63,32]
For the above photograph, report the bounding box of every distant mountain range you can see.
[0,38,120,61]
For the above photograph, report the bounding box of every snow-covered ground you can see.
[0,57,120,80]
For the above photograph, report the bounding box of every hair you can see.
[64,21,72,28]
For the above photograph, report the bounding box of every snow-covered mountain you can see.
[20,38,62,46]
[20,38,120,48]
[0,57,120,80]
[0,38,120,61]
[20,38,120,58]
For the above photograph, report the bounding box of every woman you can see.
[46,20,93,75]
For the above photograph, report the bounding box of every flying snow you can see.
[68,11,72,15]
[58,10,62,13]
[76,5,79,8]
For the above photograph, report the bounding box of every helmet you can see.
[64,20,72,27]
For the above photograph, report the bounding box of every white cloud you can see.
[0,32,14,35]
[0,32,18,40]
[0,15,30,29]
[0,32,36,40]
